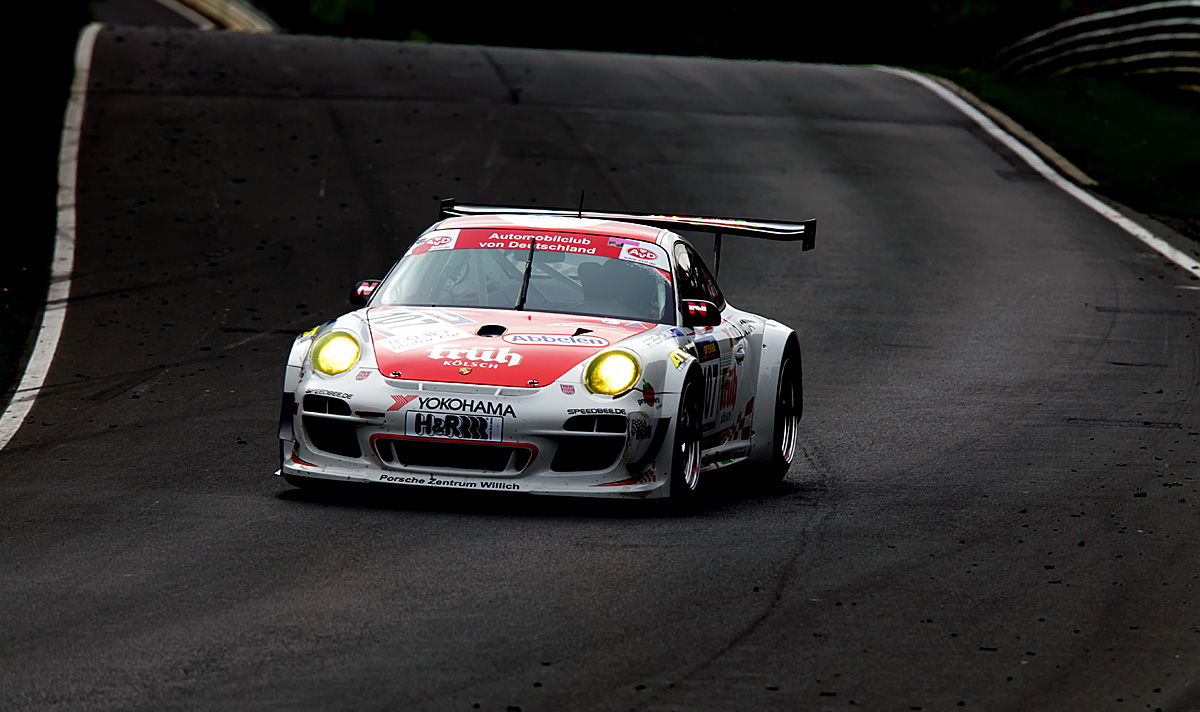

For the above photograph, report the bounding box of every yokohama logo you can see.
[405,411,502,441]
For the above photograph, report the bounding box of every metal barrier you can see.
[178,0,277,32]
[995,1,1199,85]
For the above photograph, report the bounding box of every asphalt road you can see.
[2,26,1197,712]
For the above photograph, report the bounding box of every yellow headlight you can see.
[584,351,641,396]
[311,333,360,375]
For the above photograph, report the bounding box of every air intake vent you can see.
[476,324,507,337]
[551,436,624,472]
[563,415,627,433]
[375,438,531,473]
[303,395,352,416]
[302,417,361,458]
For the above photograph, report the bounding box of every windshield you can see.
[375,228,674,323]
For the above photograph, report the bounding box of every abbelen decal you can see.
[503,334,609,347]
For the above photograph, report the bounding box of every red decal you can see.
[719,369,738,410]
[388,395,418,412]
[627,247,657,261]
[592,471,657,487]
[371,308,645,388]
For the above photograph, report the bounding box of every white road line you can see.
[0,24,100,452]
[875,66,1200,280]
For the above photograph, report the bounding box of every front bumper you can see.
[278,373,672,498]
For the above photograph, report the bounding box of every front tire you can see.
[667,377,703,505]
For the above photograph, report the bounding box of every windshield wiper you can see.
[514,235,537,310]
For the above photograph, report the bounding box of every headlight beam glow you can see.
[584,351,641,396]
[311,333,361,375]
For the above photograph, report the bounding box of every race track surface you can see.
[2,26,1197,711]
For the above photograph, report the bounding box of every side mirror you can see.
[349,279,381,307]
[680,299,720,328]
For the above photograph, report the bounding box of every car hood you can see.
[367,306,656,387]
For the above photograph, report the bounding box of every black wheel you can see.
[667,377,703,504]
[764,347,801,481]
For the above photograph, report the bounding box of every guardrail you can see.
[178,0,277,32]
[995,0,1199,86]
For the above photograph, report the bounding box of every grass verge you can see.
[916,66,1200,227]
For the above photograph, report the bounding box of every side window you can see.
[684,244,725,310]
[673,243,708,303]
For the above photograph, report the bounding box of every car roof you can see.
[433,214,665,243]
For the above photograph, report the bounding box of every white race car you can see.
[278,201,815,503]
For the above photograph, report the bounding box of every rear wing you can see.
[438,198,815,274]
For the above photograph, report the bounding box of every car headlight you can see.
[311,333,361,375]
[584,350,641,396]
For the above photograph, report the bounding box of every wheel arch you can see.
[746,321,801,468]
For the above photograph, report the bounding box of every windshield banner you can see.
[410,228,671,272]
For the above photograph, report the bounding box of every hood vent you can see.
[476,324,508,337]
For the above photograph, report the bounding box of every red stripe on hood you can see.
[369,307,653,387]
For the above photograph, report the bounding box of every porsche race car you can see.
[278,200,815,503]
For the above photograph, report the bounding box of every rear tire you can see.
[764,347,801,482]
[667,377,703,507]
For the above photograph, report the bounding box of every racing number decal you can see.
[696,339,721,430]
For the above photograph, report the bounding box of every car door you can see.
[673,242,748,441]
